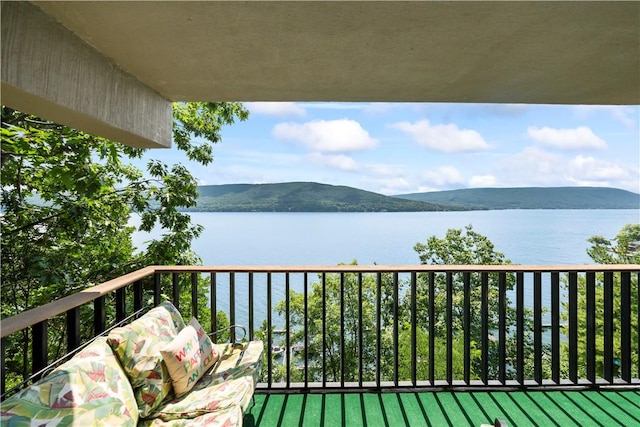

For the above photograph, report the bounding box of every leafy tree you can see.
[1,103,248,387]
[561,224,639,378]
[261,226,538,384]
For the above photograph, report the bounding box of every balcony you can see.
[1,264,639,425]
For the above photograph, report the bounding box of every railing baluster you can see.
[134,279,143,314]
[551,272,560,384]
[303,272,308,388]
[340,272,345,387]
[393,272,399,387]
[637,271,639,380]
[446,272,453,385]
[267,272,272,387]
[154,272,161,306]
[1,337,5,396]
[516,272,524,385]
[210,273,217,333]
[115,287,126,322]
[191,273,198,319]
[249,273,254,340]
[66,307,80,354]
[285,273,290,389]
[230,273,236,343]
[429,272,435,386]
[586,272,596,383]
[358,272,364,388]
[322,272,326,387]
[498,272,507,385]
[533,272,542,384]
[172,273,180,310]
[463,272,471,384]
[568,271,578,384]
[603,271,614,382]
[410,271,417,387]
[32,321,47,381]
[376,272,382,387]
[94,296,105,335]
[620,271,631,383]
[481,272,489,385]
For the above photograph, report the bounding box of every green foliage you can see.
[561,224,639,378]
[259,226,539,383]
[1,102,247,386]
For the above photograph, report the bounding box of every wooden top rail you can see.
[155,264,640,273]
[1,264,638,338]
[0,267,155,338]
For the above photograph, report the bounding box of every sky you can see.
[142,103,640,196]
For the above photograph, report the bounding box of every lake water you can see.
[134,209,639,266]
[132,209,638,328]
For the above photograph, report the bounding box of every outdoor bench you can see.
[1,301,263,426]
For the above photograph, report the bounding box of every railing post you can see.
[66,307,80,354]
[154,273,161,307]
[603,272,614,382]
[446,272,453,385]
[568,272,578,384]
[303,272,308,388]
[393,272,399,387]
[134,280,143,314]
[516,272,524,385]
[249,273,255,341]
[1,337,6,397]
[551,272,560,384]
[340,272,345,387]
[376,272,382,387]
[428,272,435,386]
[230,273,236,343]
[586,272,596,383]
[210,273,217,334]
[285,272,290,389]
[32,321,47,381]
[358,272,364,388]
[620,271,631,383]
[533,272,542,385]
[463,272,471,384]
[115,287,126,322]
[498,272,507,385]
[94,296,106,336]
[410,271,417,387]
[481,272,489,385]
[172,273,180,310]
[267,272,273,387]
[191,273,198,320]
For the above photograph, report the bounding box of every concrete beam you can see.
[1,1,171,149]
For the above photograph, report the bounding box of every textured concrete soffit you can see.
[1,1,172,148]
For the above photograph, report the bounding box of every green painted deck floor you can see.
[244,390,640,427]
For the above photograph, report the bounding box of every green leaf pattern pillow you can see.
[107,301,186,417]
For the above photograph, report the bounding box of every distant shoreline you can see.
[189,182,640,212]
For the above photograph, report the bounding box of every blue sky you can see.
[144,103,639,195]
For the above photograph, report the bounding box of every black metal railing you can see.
[1,265,638,399]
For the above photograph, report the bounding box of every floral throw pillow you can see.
[161,317,219,397]
[107,301,186,417]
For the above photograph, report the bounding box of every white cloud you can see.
[420,166,465,187]
[308,152,359,171]
[469,174,497,187]
[572,105,638,129]
[527,126,607,150]
[391,119,490,152]
[245,102,306,117]
[273,119,378,152]
[568,155,630,182]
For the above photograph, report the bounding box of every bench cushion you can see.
[107,301,186,417]
[0,337,138,426]
[145,340,263,423]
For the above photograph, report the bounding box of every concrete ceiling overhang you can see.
[31,1,640,105]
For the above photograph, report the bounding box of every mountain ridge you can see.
[187,182,639,212]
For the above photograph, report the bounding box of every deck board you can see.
[244,390,640,426]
